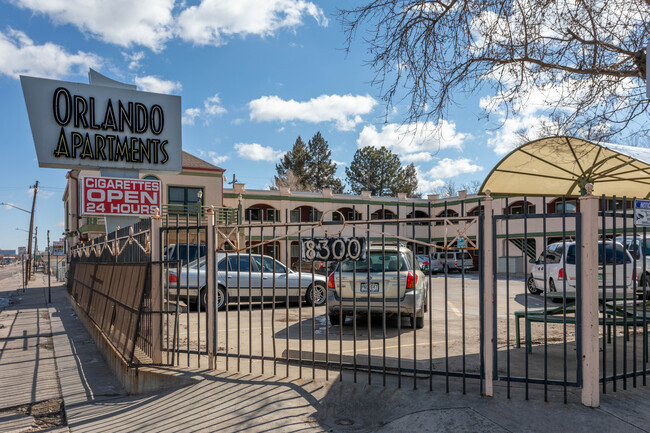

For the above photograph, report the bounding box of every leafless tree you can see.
[271,169,313,192]
[461,180,482,194]
[436,180,457,197]
[340,1,649,142]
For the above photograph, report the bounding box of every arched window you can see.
[245,203,280,222]
[290,206,321,223]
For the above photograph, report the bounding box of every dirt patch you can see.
[276,314,301,323]
[0,398,66,431]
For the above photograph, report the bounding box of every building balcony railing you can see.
[160,204,238,225]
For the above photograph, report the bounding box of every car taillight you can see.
[169,273,177,283]
[406,271,417,289]
[558,268,564,280]
[328,272,335,289]
[422,261,429,266]
[455,261,458,266]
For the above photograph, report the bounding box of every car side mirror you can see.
[529,258,536,263]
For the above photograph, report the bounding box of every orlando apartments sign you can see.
[20,75,182,172]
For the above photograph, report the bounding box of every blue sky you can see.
[0,0,533,251]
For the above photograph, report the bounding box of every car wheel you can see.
[329,312,343,326]
[641,273,649,288]
[549,278,557,292]
[202,286,228,311]
[306,284,327,306]
[527,275,542,295]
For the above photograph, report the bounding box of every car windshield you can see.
[617,237,650,257]
[339,252,409,273]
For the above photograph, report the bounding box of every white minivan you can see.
[527,241,635,295]
[616,236,650,287]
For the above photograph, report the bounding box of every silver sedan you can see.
[168,253,328,310]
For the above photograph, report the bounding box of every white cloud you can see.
[356,121,469,156]
[485,114,558,155]
[183,93,227,126]
[249,94,377,131]
[417,177,446,194]
[122,51,145,70]
[135,75,181,94]
[208,153,229,165]
[195,149,229,166]
[332,159,346,166]
[0,28,101,79]
[401,152,433,163]
[55,220,65,227]
[234,143,285,162]
[11,0,174,51]
[176,0,327,46]
[183,108,202,126]
[426,158,483,178]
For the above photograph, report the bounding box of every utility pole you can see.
[34,227,38,272]
[25,180,38,286]
[47,230,51,303]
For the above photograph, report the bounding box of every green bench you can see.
[515,306,648,355]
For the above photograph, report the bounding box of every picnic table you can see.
[514,289,649,353]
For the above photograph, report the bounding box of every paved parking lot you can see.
[168,273,607,381]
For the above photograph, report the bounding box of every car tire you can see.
[549,278,557,292]
[217,286,228,311]
[527,275,542,295]
[201,286,228,311]
[306,284,327,307]
[329,312,343,326]
[411,315,424,329]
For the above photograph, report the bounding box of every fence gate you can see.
[160,202,487,393]
[492,197,582,402]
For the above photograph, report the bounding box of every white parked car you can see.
[168,253,327,310]
[431,251,473,273]
[527,241,634,295]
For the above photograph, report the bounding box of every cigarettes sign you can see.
[52,241,65,256]
[81,176,161,217]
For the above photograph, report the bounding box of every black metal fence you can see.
[599,196,650,393]
[161,201,486,393]
[492,196,582,403]
[70,219,152,263]
[67,219,169,367]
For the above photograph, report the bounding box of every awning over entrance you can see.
[479,136,650,198]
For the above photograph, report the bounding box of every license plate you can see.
[360,282,380,293]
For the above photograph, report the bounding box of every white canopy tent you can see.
[479,136,650,198]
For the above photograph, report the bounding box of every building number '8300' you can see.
[301,237,367,262]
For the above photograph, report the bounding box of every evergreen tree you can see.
[392,163,420,198]
[274,136,310,191]
[346,146,406,197]
[305,132,344,193]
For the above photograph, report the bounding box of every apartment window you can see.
[509,204,536,215]
[266,209,280,222]
[168,186,203,214]
[246,208,260,221]
[555,200,577,213]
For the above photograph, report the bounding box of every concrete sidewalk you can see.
[2,269,650,432]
